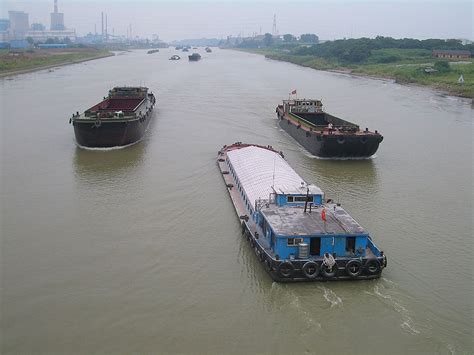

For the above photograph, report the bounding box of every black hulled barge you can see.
[70,87,156,148]
[276,99,383,158]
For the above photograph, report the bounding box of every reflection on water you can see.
[303,157,378,195]
[73,141,147,182]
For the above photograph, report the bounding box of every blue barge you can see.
[217,143,387,282]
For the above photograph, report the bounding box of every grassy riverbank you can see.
[0,48,113,76]
[242,48,473,98]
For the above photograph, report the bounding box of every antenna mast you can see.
[272,14,278,36]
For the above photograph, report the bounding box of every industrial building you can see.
[1,0,76,45]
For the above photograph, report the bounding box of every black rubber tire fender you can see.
[302,261,320,279]
[345,259,363,278]
[241,221,247,235]
[365,259,381,275]
[277,261,295,278]
[321,263,338,278]
[249,238,255,248]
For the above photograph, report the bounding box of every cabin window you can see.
[295,196,313,202]
[287,196,294,202]
[287,237,303,246]
[346,237,356,254]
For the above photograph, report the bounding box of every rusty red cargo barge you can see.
[70,87,156,148]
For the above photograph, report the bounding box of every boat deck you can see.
[217,152,274,253]
[261,204,366,236]
[278,107,380,137]
[89,98,144,113]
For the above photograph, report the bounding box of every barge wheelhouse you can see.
[276,99,383,159]
[218,143,387,282]
[70,87,156,148]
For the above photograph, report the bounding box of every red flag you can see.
[321,208,327,222]
[290,89,297,95]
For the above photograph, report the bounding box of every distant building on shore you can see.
[432,50,471,59]
[1,0,76,44]
[8,11,29,39]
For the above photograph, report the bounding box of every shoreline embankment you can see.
[0,51,114,78]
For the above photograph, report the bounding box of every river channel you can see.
[1,49,472,354]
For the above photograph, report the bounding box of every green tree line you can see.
[237,35,472,64]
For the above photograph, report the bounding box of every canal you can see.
[1,48,472,353]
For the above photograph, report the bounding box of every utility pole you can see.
[272,14,278,36]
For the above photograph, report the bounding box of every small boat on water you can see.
[217,142,387,282]
[70,87,156,148]
[205,47,212,53]
[147,49,160,54]
[276,98,383,158]
[182,48,189,52]
[188,53,201,61]
[169,55,181,60]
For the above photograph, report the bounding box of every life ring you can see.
[302,261,320,279]
[321,263,338,278]
[277,261,295,278]
[345,259,362,278]
[365,259,381,275]
[94,119,101,128]
[361,136,368,144]
[337,136,345,144]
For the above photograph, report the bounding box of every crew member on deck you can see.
[328,122,333,134]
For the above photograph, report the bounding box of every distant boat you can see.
[182,48,189,52]
[147,49,160,54]
[188,53,202,61]
[169,55,181,60]
[205,47,212,53]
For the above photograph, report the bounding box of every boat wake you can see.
[368,284,420,335]
[311,154,377,161]
[302,147,377,160]
[289,295,323,331]
[76,138,144,151]
[319,286,343,308]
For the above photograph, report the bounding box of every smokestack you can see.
[54,0,58,13]
[101,12,104,37]
[105,14,108,40]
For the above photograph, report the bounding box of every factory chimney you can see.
[50,0,64,30]
[101,12,104,38]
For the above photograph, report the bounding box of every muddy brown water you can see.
[1,49,472,353]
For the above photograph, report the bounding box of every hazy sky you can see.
[2,0,472,41]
